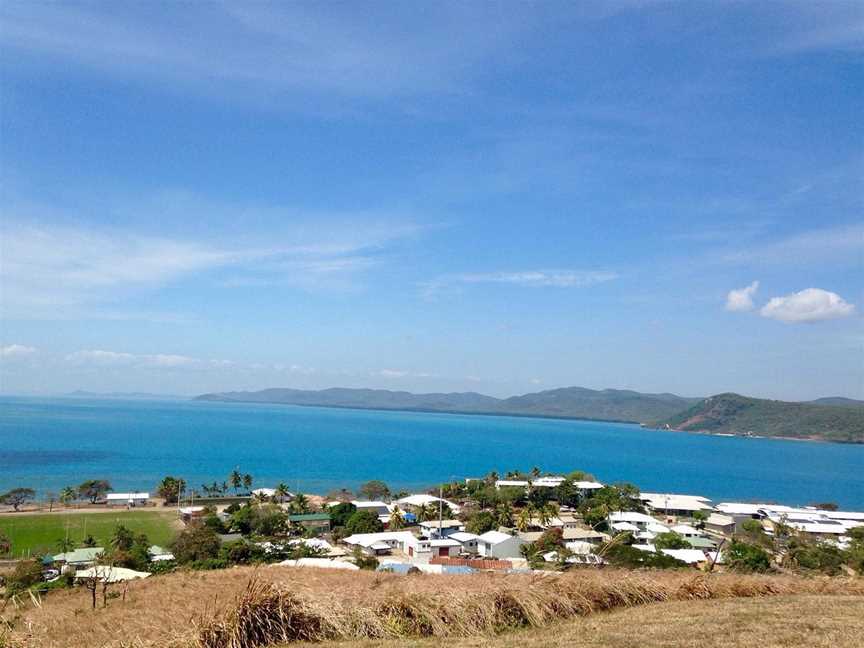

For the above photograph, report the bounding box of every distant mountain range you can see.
[652,393,864,443]
[194,386,864,443]
[65,390,186,400]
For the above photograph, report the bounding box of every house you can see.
[573,481,605,494]
[50,547,104,568]
[106,492,149,507]
[704,513,736,535]
[288,512,331,534]
[419,519,465,538]
[180,506,206,523]
[495,480,529,491]
[660,548,708,566]
[639,493,711,517]
[147,545,175,562]
[342,531,432,558]
[607,511,656,529]
[429,538,461,558]
[476,530,526,559]
[74,566,150,582]
[395,494,461,515]
[530,476,566,488]
[528,514,580,530]
[669,524,702,538]
[448,531,480,554]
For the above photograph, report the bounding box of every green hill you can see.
[194,386,698,423]
[652,393,864,443]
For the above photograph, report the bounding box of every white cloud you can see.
[760,288,856,323]
[0,344,38,358]
[65,350,139,367]
[422,269,618,299]
[725,281,759,312]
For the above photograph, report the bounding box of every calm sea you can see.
[1,396,863,509]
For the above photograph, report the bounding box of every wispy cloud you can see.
[1,202,425,319]
[421,269,618,299]
[725,281,760,312]
[718,224,864,267]
[0,344,38,359]
[760,288,856,323]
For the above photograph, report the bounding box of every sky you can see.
[0,1,862,401]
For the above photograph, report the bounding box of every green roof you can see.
[50,547,105,564]
[686,537,717,549]
[288,513,331,522]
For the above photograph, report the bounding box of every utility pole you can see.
[438,484,444,539]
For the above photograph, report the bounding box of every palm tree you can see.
[536,503,555,528]
[516,505,534,532]
[56,537,75,554]
[495,502,514,528]
[530,466,542,478]
[388,508,406,530]
[274,482,291,504]
[59,486,76,507]
[229,470,242,494]
[242,473,253,492]
[290,493,310,514]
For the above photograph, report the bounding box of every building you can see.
[660,548,708,566]
[607,511,656,529]
[419,519,465,538]
[448,531,480,554]
[288,512,331,534]
[106,492,150,507]
[50,547,104,568]
[704,513,736,535]
[342,531,432,558]
[669,524,702,538]
[495,480,530,490]
[530,476,566,488]
[476,530,526,559]
[395,494,461,515]
[147,545,175,562]
[429,538,461,558]
[639,493,711,517]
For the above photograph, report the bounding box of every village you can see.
[3,468,863,598]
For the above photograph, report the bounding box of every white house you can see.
[495,480,529,490]
[429,538,461,558]
[670,524,703,538]
[530,476,566,488]
[660,548,708,565]
[608,511,656,529]
[573,481,605,493]
[418,519,465,538]
[106,492,149,507]
[396,494,461,515]
[476,530,526,559]
[640,493,711,517]
[448,531,480,554]
[342,531,432,558]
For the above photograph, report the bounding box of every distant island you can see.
[194,386,864,443]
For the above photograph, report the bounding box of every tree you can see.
[691,510,708,529]
[345,510,384,535]
[56,536,76,554]
[809,502,839,511]
[59,486,77,506]
[242,473,253,492]
[0,487,36,511]
[388,508,406,529]
[289,493,311,514]
[157,476,186,504]
[358,480,390,501]
[172,526,221,564]
[82,534,98,547]
[466,510,497,535]
[530,466,542,478]
[327,488,354,503]
[110,524,136,551]
[654,532,691,550]
[77,480,111,504]
[726,539,772,573]
[274,482,291,503]
[516,505,534,532]
[494,502,514,528]
[230,470,243,494]
[0,531,11,556]
[329,502,357,528]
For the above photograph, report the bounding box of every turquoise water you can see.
[1,396,863,508]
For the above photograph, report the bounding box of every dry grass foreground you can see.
[2,567,863,648]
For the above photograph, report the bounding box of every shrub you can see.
[654,532,692,550]
[328,502,357,528]
[726,539,772,573]
[345,510,383,535]
[3,559,43,596]
[465,510,497,535]
[172,526,221,564]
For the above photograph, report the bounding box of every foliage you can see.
[602,543,688,569]
[358,480,390,501]
[726,539,772,573]
[0,531,11,556]
[653,392,864,442]
[328,502,358,528]
[172,526,221,564]
[157,476,186,504]
[3,559,44,596]
[0,487,36,511]
[388,508,406,529]
[77,480,111,504]
[465,510,497,535]
[654,532,692,550]
[351,546,379,570]
[784,538,846,575]
[345,510,384,535]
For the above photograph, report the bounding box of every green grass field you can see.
[0,510,178,558]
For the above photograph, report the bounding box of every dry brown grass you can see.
[2,567,862,648]
[314,595,864,648]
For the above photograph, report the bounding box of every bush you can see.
[465,510,496,535]
[726,539,772,573]
[345,510,384,535]
[3,559,43,596]
[172,526,221,564]
[329,502,357,528]
[603,544,688,569]
[654,532,691,550]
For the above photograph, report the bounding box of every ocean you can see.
[1,396,863,509]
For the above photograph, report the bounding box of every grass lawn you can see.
[0,510,178,557]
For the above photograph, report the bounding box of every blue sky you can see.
[1,1,862,400]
